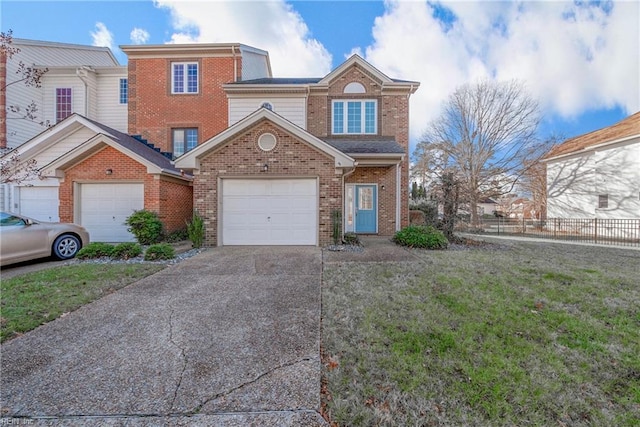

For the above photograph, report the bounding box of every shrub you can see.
[77,242,115,259]
[144,243,175,261]
[331,209,342,245]
[111,242,142,259]
[393,225,448,250]
[343,232,361,246]
[125,210,163,245]
[164,228,188,243]
[186,213,205,248]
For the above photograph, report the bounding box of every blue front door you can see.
[355,185,377,233]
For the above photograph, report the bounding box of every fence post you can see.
[522,216,526,234]
[594,218,598,244]
[554,218,557,238]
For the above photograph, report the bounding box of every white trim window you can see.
[119,78,128,104]
[332,100,377,135]
[172,62,198,94]
[55,88,72,123]
[173,128,198,158]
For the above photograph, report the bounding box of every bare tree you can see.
[1,30,48,184]
[418,79,544,226]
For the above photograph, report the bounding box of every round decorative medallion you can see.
[258,133,277,151]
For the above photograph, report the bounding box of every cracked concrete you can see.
[1,247,327,426]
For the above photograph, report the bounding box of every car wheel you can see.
[53,234,81,260]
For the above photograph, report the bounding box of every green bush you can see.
[144,243,175,261]
[125,210,163,245]
[393,225,448,250]
[186,213,204,248]
[343,232,361,246]
[77,242,115,259]
[164,228,188,243]
[111,242,142,259]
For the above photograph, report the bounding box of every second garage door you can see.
[222,179,317,245]
[79,183,144,242]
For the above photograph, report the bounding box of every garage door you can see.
[79,183,144,242]
[19,186,60,222]
[222,179,317,245]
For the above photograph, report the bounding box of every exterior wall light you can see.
[106,168,113,175]
[262,164,269,172]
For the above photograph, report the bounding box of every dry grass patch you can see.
[321,241,639,426]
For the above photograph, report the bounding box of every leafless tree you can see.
[1,30,48,184]
[417,79,545,226]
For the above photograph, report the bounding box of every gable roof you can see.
[545,111,640,160]
[7,114,188,180]
[174,108,355,170]
[13,38,120,66]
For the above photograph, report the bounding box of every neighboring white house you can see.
[544,112,640,219]
[3,38,126,149]
[2,39,127,217]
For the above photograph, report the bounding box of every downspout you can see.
[76,66,89,117]
[232,45,238,82]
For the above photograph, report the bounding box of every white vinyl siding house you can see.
[545,113,640,219]
[95,71,128,132]
[239,46,272,81]
[4,39,120,149]
[228,96,307,128]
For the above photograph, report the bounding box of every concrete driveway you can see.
[1,247,327,426]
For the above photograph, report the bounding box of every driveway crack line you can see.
[167,296,189,413]
[191,355,317,414]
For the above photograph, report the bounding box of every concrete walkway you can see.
[1,247,327,426]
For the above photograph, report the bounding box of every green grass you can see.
[322,241,640,426]
[1,263,165,342]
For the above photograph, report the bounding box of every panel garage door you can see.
[222,179,317,245]
[79,183,144,242]
[19,186,60,222]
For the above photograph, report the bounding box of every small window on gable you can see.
[598,194,608,209]
[261,101,274,111]
[344,82,366,94]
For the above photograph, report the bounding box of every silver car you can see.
[0,212,90,267]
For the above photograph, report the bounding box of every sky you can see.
[2,0,639,154]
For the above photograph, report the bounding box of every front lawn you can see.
[1,263,165,342]
[322,240,640,426]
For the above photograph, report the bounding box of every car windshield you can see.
[0,212,26,227]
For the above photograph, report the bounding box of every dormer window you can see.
[332,100,377,135]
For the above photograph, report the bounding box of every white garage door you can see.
[19,186,60,222]
[222,179,317,245]
[79,183,144,242]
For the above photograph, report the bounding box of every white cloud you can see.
[154,0,332,76]
[130,27,150,45]
[90,22,115,51]
[362,1,639,143]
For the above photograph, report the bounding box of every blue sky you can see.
[2,1,638,151]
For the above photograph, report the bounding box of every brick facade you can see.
[194,120,341,246]
[59,146,192,233]
[128,56,237,153]
[346,166,399,235]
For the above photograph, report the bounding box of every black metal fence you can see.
[463,218,640,247]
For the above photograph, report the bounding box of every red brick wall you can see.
[194,119,341,246]
[128,56,235,152]
[59,146,192,233]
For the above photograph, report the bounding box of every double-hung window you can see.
[332,100,377,135]
[172,62,198,94]
[119,78,128,104]
[173,128,198,158]
[56,88,72,123]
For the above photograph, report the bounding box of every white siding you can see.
[34,127,97,170]
[546,139,640,218]
[42,74,87,125]
[96,74,128,132]
[5,39,120,148]
[240,49,271,80]
[228,96,307,128]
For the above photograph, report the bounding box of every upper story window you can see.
[173,128,198,158]
[332,100,377,135]
[56,88,72,123]
[172,62,198,94]
[598,194,609,209]
[119,78,128,104]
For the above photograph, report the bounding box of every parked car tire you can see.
[52,234,81,260]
